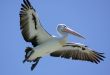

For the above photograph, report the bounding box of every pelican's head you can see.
[57,24,85,39]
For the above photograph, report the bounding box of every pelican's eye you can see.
[62,25,67,30]
[61,25,67,31]
[64,25,66,28]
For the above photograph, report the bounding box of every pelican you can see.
[19,0,105,70]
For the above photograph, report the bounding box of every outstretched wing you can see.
[50,43,105,64]
[19,0,52,46]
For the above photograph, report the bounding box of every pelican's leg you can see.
[31,57,41,71]
[23,47,34,63]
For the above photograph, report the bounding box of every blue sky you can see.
[0,0,110,75]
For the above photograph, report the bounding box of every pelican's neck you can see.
[60,34,68,40]
[57,27,68,44]
[58,33,68,45]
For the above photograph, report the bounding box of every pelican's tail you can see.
[23,47,41,71]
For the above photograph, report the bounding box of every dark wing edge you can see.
[20,0,36,42]
[50,43,105,64]
[19,0,52,46]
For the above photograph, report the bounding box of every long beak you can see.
[63,27,85,39]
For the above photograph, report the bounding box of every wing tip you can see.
[20,0,35,11]
[90,51,105,64]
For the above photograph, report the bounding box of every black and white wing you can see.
[20,0,52,46]
[50,43,105,64]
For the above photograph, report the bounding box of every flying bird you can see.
[19,0,105,71]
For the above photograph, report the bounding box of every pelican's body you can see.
[28,37,65,60]
[19,0,105,71]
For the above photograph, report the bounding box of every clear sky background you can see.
[0,0,110,75]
